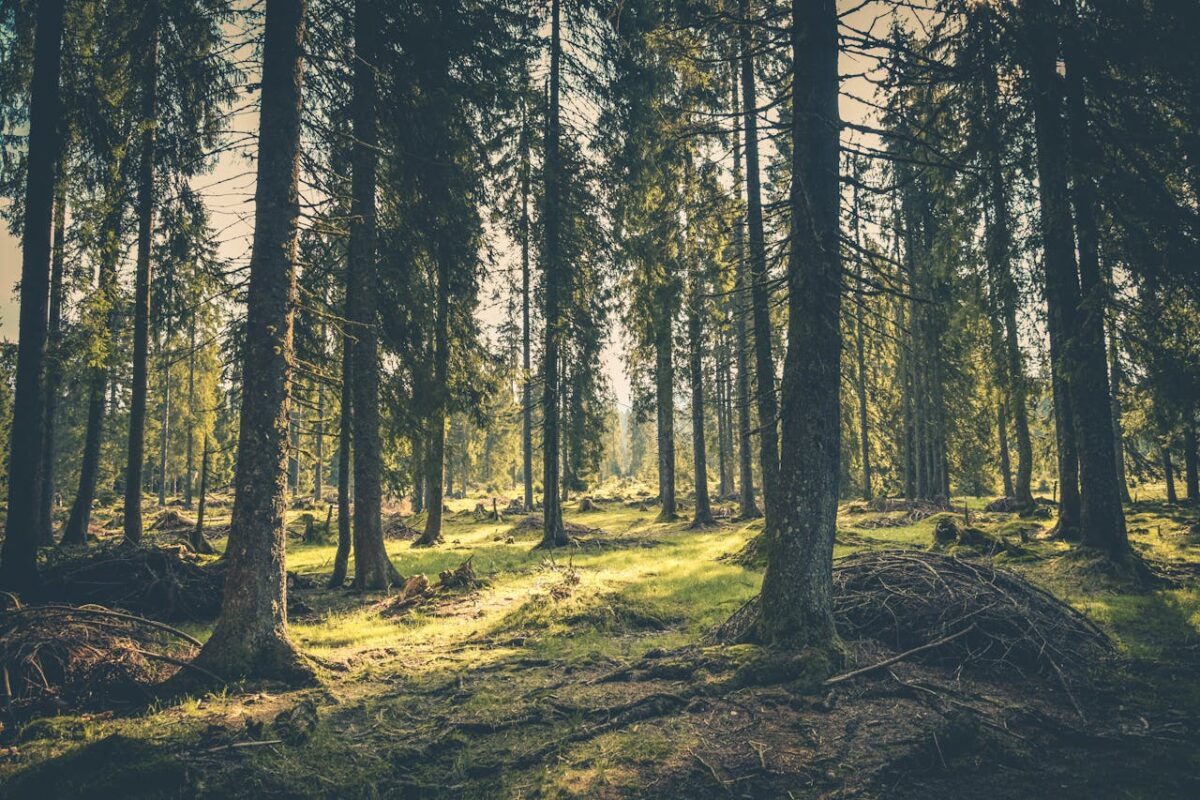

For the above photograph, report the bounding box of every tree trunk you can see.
[850,183,873,501]
[314,369,324,501]
[37,186,67,546]
[654,312,677,521]
[539,0,568,547]
[191,0,314,684]
[687,224,714,528]
[62,176,125,547]
[158,334,171,507]
[997,399,1014,497]
[520,103,534,512]
[739,0,779,525]
[729,52,759,520]
[344,0,392,585]
[1162,444,1177,505]
[715,333,733,500]
[1024,0,1127,556]
[757,0,841,651]
[1058,0,1128,553]
[329,337,352,588]
[1184,417,1199,505]
[0,0,65,593]
[184,317,196,508]
[190,436,214,554]
[415,241,450,547]
[1047,299,1081,538]
[124,0,161,546]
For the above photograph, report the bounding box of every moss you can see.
[731,645,836,692]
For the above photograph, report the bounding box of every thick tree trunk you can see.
[1059,0,1128,553]
[997,400,1014,498]
[329,338,352,588]
[1047,303,1082,537]
[539,0,568,547]
[0,0,65,592]
[757,0,841,651]
[124,0,161,546]
[344,0,392,585]
[191,0,314,684]
[38,187,67,546]
[1024,0,1127,556]
[729,53,759,520]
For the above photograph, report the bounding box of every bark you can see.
[124,0,161,546]
[715,333,733,499]
[415,244,450,547]
[1024,0,1127,555]
[850,183,872,501]
[520,104,534,512]
[687,230,714,528]
[0,0,65,593]
[654,311,677,521]
[184,317,196,508]
[1162,444,1177,505]
[1060,0,1128,551]
[539,0,568,547]
[191,0,313,684]
[757,0,841,649]
[1047,297,1081,538]
[314,369,324,500]
[344,0,392,585]
[1184,417,1199,505]
[38,186,67,546]
[190,436,214,554]
[158,335,171,507]
[62,173,125,546]
[329,337,352,588]
[997,400,1014,498]
[729,52,759,520]
[739,0,779,525]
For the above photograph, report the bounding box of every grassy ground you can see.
[2,483,1199,798]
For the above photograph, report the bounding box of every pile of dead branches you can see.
[148,510,196,532]
[383,515,421,540]
[0,598,203,720]
[511,514,604,537]
[38,544,224,621]
[833,550,1112,679]
[715,550,1111,686]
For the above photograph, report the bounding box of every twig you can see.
[824,624,977,686]
[35,604,204,648]
[131,648,224,685]
[203,739,284,754]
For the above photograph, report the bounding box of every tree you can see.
[191,0,315,683]
[539,0,567,547]
[755,0,841,651]
[0,0,66,593]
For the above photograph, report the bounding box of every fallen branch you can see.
[824,624,977,686]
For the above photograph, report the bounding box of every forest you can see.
[0,0,1198,796]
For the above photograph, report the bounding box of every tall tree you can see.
[1022,0,1128,558]
[738,0,779,527]
[756,0,841,650]
[123,0,161,545]
[345,0,394,586]
[191,0,314,683]
[0,0,66,593]
[540,0,568,547]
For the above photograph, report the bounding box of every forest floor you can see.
[1,484,1199,798]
